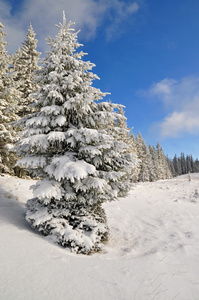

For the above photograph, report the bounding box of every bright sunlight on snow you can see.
[0,174,199,300]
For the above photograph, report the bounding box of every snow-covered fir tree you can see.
[148,144,157,181]
[145,146,157,182]
[135,132,151,182]
[128,132,139,182]
[15,14,137,254]
[156,143,172,180]
[114,106,132,147]
[166,155,175,177]
[13,24,40,117]
[113,106,138,184]
[0,22,21,174]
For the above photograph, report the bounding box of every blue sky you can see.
[1,0,199,158]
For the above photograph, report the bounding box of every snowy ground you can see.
[0,174,199,300]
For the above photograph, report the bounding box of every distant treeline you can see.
[170,153,199,176]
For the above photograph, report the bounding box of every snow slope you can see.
[0,174,199,300]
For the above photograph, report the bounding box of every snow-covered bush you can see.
[15,14,137,254]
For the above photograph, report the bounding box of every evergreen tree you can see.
[114,106,138,184]
[166,155,175,177]
[156,143,172,180]
[129,132,139,182]
[0,22,20,174]
[136,133,150,182]
[13,24,40,117]
[142,147,152,182]
[15,15,136,254]
[177,157,182,175]
[148,144,157,181]
[190,155,194,173]
[156,143,164,179]
[195,159,199,172]
[180,152,186,174]
[129,133,137,157]
[186,155,192,173]
[173,154,181,176]
[150,145,159,181]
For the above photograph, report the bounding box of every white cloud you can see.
[0,1,11,17]
[0,0,139,53]
[146,77,199,138]
[149,78,176,96]
[160,111,199,138]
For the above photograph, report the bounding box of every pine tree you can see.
[0,22,21,174]
[15,14,136,254]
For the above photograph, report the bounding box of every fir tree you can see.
[13,24,40,117]
[166,155,175,177]
[136,133,150,182]
[186,155,192,173]
[156,143,172,180]
[173,154,180,176]
[114,106,138,184]
[195,159,199,172]
[0,22,21,174]
[129,132,139,182]
[15,14,136,254]
[190,155,194,172]
[180,152,186,175]
[148,144,157,181]
[114,106,132,147]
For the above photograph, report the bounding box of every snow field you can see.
[0,174,199,299]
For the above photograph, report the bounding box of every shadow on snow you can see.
[0,185,33,232]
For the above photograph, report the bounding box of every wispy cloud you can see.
[148,78,177,99]
[103,1,139,40]
[145,77,199,138]
[0,0,139,53]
